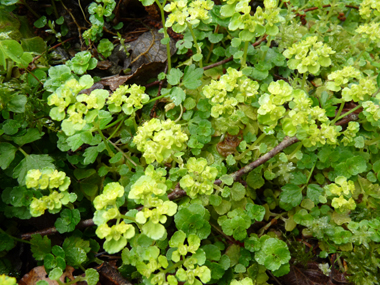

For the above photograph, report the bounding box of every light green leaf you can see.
[167,68,183,85]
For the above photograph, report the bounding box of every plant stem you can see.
[335,105,361,122]
[5,59,13,82]
[18,147,29,157]
[51,0,59,19]
[365,136,380,145]
[155,0,171,73]
[331,101,345,125]
[145,93,168,104]
[235,133,266,160]
[187,23,203,68]
[287,142,302,159]
[0,228,32,244]
[301,72,308,90]
[108,140,137,167]
[301,162,316,190]
[104,115,126,129]
[97,127,114,157]
[19,0,40,18]
[107,117,125,141]
[205,25,219,63]
[241,41,250,69]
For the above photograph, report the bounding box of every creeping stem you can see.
[187,23,203,68]
[155,0,172,72]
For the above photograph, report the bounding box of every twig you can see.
[95,262,133,285]
[32,37,76,64]
[130,30,155,64]
[215,136,299,185]
[59,0,84,48]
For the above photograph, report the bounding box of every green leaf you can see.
[169,87,186,106]
[307,184,324,204]
[31,234,51,260]
[346,156,367,176]
[0,142,17,170]
[183,64,203,89]
[255,238,291,271]
[167,68,183,85]
[13,154,55,185]
[203,244,221,261]
[0,233,15,251]
[85,268,99,285]
[377,72,380,88]
[48,267,63,281]
[7,94,27,113]
[246,171,265,189]
[209,33,223,44]
[0,40,23,67]
[219,174,234,186]
[34,16,47,28]
[13,128,44,146]
[230,182,246,201]
[246,203,265,222]
[83,147,99,165]
[55,209,81,234]
[279,184,302,209]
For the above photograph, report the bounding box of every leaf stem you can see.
[145,93,168,104]
[104,115,126,129]
[97,127,114,157]
[241,41,250,69]
[235,133,266,160]
[301,72,308,90]
[108,140,137,167]
[155,0,171,73]
[330,101,345,125]
[107,117,125,141]
[18,147,29,157]
[187,23,203,68]
[335,105,361,122]
[205,25,219,63]
[0,228,32,245]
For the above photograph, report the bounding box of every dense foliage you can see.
[1,0,380,284]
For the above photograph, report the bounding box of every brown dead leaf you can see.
[217,133,243,157]
[19,266,76,285]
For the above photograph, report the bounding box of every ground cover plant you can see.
[0,0,380,284]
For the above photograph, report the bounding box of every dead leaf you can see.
[19,266,76,285]
[217,133,243,157]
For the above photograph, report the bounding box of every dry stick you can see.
[31,37,76,64]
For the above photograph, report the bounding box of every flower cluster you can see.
[26,168,71,191]
[123,245,169,281]
[179,157,218,198]
[359,0,380,19]
[164,0,214,33]
[26,168,76,217]
[283,36,335,74]
[362,101,380,127]
[356,23,380,44]
[202,67,259,118]
[133,119,188,164]
[93,182,136,253]
[341,121,360,146]
[326,66,362,92]
[259,80,330,140]
[0,274,16,285]
[169,230,200,262]
[223,0,284,40]
[325,177,356,212]
[341,77,377,102]
[129,166,177,239]
[107,84,149,114]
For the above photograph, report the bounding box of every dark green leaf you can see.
[0,142,17,170]
[183,64,203,89]
[13,154,55,185]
